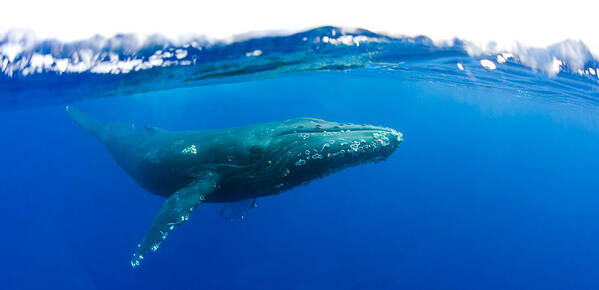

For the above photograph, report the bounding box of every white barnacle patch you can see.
[294,159,307,166]
[151,244,160,252]
[274,183,284,189]
[281,168,290,177]
[373,132,391,146]
[349,141,360,152]
[395,131,403,142]
[181,144,197,155]
[312,153,323,159]
[299,133,310,140]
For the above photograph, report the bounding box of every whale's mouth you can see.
[274,118,400,139]
[275,125,398,138]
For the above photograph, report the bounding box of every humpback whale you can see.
[67,107,403,267]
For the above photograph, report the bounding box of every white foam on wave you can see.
[0,26,597,80]
[0,29,211,76]
[0,28,387,77]
[480,59,496,70]
[460,38,597,77]
[3,0,599,79]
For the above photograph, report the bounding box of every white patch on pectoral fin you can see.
[219,199,257,221]
[131,171,220,268]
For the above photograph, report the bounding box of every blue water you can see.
[2,27,599,289]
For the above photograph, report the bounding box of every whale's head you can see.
[255,118,402,191]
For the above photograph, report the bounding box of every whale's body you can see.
[67,107,402,267]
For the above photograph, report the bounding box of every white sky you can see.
[2,0,598,54]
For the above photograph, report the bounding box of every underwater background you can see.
[1,27,599,289]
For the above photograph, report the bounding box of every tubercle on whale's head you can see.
[261,117,402,188]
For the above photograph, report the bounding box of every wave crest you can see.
[1,26,598,110]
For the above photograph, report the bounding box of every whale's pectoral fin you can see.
[131,171,220,268]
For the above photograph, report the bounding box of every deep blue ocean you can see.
[1,27,599,289]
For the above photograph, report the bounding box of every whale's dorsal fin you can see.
[131,171,221,268]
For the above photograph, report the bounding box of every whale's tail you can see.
[66,106,134,141]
